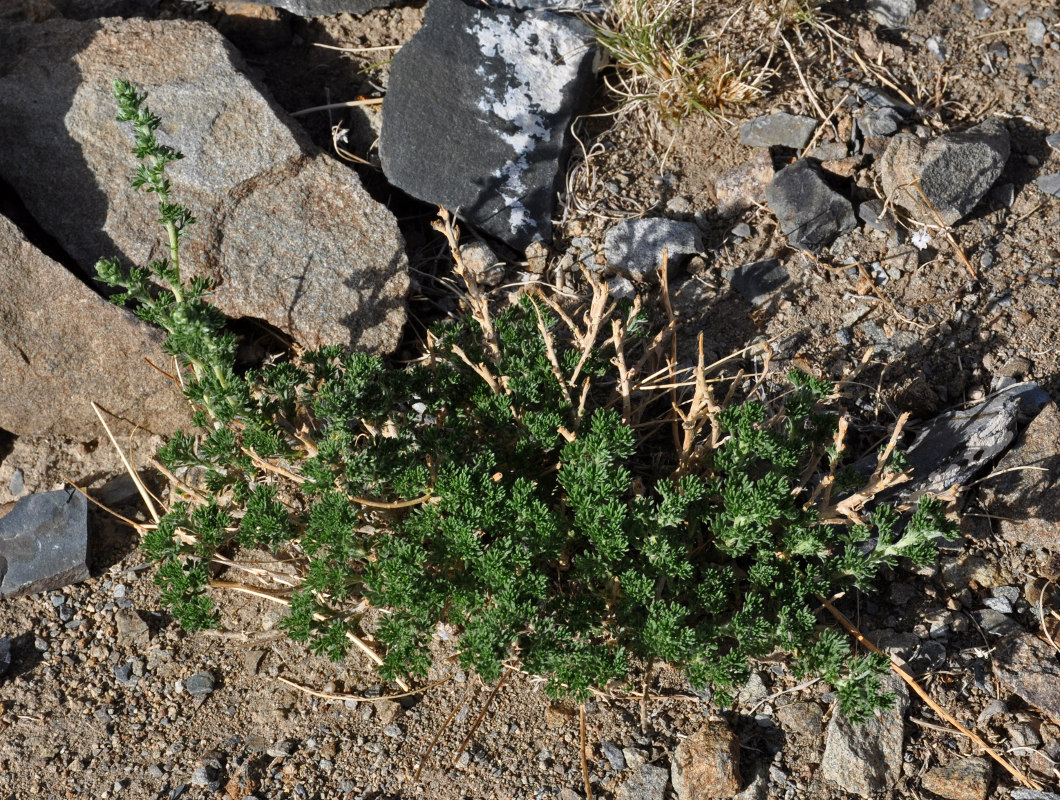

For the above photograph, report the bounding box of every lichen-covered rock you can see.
[380,0,597,251]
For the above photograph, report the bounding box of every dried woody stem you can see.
[819,594,1043,791]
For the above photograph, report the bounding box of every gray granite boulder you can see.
[0,214,191,439]
[0,17,408,353]
[821,674,909,797]
[380,0,598,251]
[879,119,1010,226]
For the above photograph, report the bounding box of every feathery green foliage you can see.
[97,81,960,724]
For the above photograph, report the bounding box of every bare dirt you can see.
[1,1,1059,799]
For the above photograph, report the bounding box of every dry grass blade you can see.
[211,580,411,692]
[277,673,451,703]
[91,401,160,523]
[819,593,1043,791]
[580,703,594,800]
[415,681,476,781]
[452,670,509,768]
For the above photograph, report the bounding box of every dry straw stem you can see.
[819,594,1043,791]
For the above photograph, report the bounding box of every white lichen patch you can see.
[469,12,590,238]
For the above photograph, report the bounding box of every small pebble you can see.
[970,0,992,19]
[1026,17,1046,47]
[732,222,752,238]
[185,671,215,697]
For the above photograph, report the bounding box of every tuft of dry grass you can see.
[589,0,770,120]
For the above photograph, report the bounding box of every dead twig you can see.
[819,594,1043,791]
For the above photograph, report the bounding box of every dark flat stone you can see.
[765,159,856,252]
[0,489,88,599]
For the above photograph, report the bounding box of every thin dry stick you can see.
[912,181,977,279]
[779,34,827,121]
[580,703,594,800]
[61,474,144,530]
[818,594,1043,791]
[452,670,509,768]
[611,318,633,423]
[415,681,477,781]
[277,673,451,703]
[92,402,161,523]
[312,42,402,53]
[532,299,575,415]
[290,97,384,117]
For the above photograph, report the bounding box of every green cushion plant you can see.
[96,80,958,723]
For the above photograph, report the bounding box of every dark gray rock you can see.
[740,113,818,149]
[1037,174,1060,197]
[725,258,790,306]
[855,84,915,114]
[981,403,1060,550]
[975,608,1022,636]
[858,200,896,233]
[765,159,856,252]
[879,119,1010,226]
[0,17,408,353]
[897,381,1049,498]
[0,636,10,677]
[856,106,904,137]
[617,764,669,800]
[600,741,626,772]
[867,0,917,27]
[0,489,88,599]
[821,674,909,797]
[1047,133,1060,152]
[993,632,1060,723]
[604,218,702,280]
[1012,791,1060,800]
[380,0,597,251]
[114,661,139,687]
[185,671,216,697]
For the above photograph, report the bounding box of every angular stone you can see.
[0,489,89,599]
[856,106,904,137]
[765,159,856,252]
[775,702,823,741]
[0,214,191,439]
[867,0,916,27]
[821,674,909,797]
[0,17,407,353]
[0,636,10,677]
[604,218,703,281]
[921,757,991,800]
[992,632,1060,724]
[897,382,1049,499]
[740,113,818,149]
[114,608,152,646]
[878,120,1010,226]
[617,764,669,800]
[725,258,790,306]
[380,0,597,251]
[671,720,741,800]
[716,152,775,218]
[1037,174,1060,198]
[185,671,216,697]
[253,0,394,16]
[980,402,1060,550]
